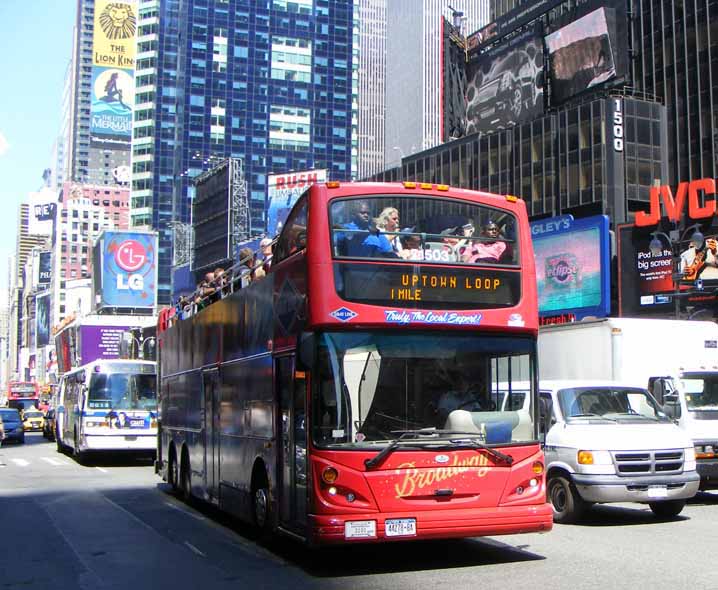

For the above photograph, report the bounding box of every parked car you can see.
[43,409,56,440]
[0,408,25,443]
[22,408,44,432]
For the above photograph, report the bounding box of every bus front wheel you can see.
[252,469,271,540]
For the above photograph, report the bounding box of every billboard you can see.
[36,292,51,347]
[545,5,628,105]
[465,29,544,135]
[80,325,128,363]
[38,251,52,286]
[467,0,563,54]
[442,18,468,142]
[267,169,326,236]
[94,231,158,310]
[91,0,136,149]
[531,214,611,319]
[192,161,232,272]
[618,221,718,316]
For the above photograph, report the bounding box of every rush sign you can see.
[635,178,717,227]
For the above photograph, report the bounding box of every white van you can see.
[537,380,699,523]
[539,318,718,490]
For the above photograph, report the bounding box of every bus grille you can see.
[612,450,684,475]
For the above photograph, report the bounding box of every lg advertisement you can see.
[94,231,158,310]
[531,214,611,319]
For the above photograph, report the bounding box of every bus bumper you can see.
[308,503,553,545]
[81,433,157,453]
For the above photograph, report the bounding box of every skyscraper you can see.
[131,0,356,304]
[384,0,489,166]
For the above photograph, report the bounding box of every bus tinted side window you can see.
[274,196,308,263]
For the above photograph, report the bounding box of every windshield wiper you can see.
[567,413,617,422]
[364,428,515,469]
[364,428,441,470]
[445,435,514,465]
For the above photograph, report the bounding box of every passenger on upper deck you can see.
[353,207,412,259]
[462,221,507,263]
[259,238,274,272]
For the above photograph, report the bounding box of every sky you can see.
[0,2,76,291]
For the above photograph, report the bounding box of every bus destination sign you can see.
[334,264,520,310]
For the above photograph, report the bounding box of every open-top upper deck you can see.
[274,181,537,333]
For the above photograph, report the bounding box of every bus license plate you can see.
[648,486,668,499]
[344,520,376,539]
[385,518,416,537]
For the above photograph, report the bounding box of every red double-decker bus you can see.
[7,381,40,411]
[157,181,552,545]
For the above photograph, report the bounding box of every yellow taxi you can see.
[22,409,44,432]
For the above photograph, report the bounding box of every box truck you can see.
[538,318,718,489]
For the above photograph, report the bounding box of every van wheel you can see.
[548,475,586,524]
[649,500,685,518]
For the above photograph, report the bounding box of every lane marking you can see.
[184,541,206,557]
[11,458,29,467]
[165,501,206,521]
[95,466,109,473]
[42,457,65,466]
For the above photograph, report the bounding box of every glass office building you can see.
[131,0,356,304]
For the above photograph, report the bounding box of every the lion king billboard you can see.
[91,0,136,149]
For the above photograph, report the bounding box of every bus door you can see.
[202,369,221,500]
[276,356,307,530]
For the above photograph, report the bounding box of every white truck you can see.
[538,380,699,522]
[538,318,718,490]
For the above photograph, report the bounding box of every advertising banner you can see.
[618,221,718,316]
[36,292,51,347]
[96,231,158,309]
[80,325,128,363]
[467,0,563,54]
[465,29,544,135]
[531,215,611,319]
[267,169,326,236]
[91,0,136,149]
[38,251,52,285]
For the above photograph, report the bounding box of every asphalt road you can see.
[2,433,717,590]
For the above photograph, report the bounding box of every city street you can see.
[2,432,718,590]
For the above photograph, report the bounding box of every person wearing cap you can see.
[463,221,507,263]
[440,226,467,261]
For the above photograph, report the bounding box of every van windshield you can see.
[87,373,157,410]
[681,374,718,411]
[557,387,667,421]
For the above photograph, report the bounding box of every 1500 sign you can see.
[612,98,624,153]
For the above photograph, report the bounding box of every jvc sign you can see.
[635,178,717,227]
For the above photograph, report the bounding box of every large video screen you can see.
[531,215,611,319]
[545,7,618,104]
[465,30,544,135]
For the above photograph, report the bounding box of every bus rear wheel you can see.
[168,447,179,492]
[180,453,192,503]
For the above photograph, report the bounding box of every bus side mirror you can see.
[78,371,86,384]
[298,332,315,367]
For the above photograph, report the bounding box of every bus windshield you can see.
[87,372,157,410]
[312,332,535,447]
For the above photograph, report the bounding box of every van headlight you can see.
[685,447,697,471]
